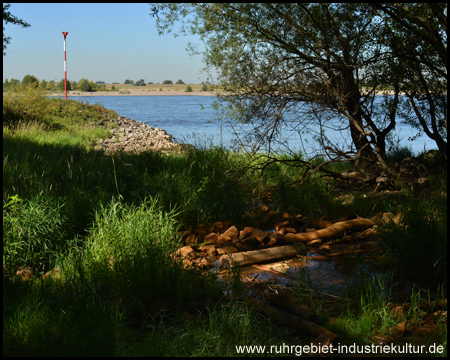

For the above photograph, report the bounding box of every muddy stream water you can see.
[213,247,388,299]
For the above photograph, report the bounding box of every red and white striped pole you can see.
[62,32,68,99]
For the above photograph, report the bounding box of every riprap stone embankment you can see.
[94,115,185,154]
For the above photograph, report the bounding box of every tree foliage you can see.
[58,79,72,92]
[22,74,38,88]
[152,3,447,175]
[373,3,447,156]
[3,3,30,56]
[78,79,90,92]
[133,79,146,86]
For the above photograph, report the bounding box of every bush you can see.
[386,145,414,164]
[185,85,193,92]
[3,84,48,125]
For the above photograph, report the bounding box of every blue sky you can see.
[3,3,210,84]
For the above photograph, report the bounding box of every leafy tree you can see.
[79,79,91,92]
[22,74,38,88]
[134,79,146,86]
[124,79,134,84]
[176,79,185,84]
[47,80,56,92]
[77,78,86,89]
[372,3,447,157]
[80,79,92,91]
[152,3,447,175]
[3,3,30,56]
[69,79,77,90]
[39,79,47,90]
[3,78,10,90]
[162,80,173,84]
[57,78,71,92]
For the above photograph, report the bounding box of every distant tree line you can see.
[3,75,107,92]
[123,79,186,85]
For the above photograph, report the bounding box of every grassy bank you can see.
[3,87,447,356]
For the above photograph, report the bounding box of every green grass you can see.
[3,86,447,356]
[2,197,294,356]
[377,191,447,283]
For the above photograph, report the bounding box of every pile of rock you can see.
[94,115,183,154]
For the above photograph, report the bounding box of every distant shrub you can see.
[386,145,414,163]
[185,85,193,92]
[2,84,48,125]
[201,84,208,91]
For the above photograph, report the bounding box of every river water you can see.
[53,95,437,156]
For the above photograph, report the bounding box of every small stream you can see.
[214,251,392,300]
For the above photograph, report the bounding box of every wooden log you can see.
[283,218,375,243]
[218,244,306,268]
[245,296,339,343]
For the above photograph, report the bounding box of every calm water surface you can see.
[55,95,437,155]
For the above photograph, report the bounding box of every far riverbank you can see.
[48,89,217,97]
[48,87,406,97]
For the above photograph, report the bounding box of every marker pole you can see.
[62,32,69,99]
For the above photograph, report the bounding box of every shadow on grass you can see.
[3,134,250,235]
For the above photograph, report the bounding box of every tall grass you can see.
[4,195,294,357]
[3,136,250,235]
[3,195,71,276]
[378,192,447,282]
